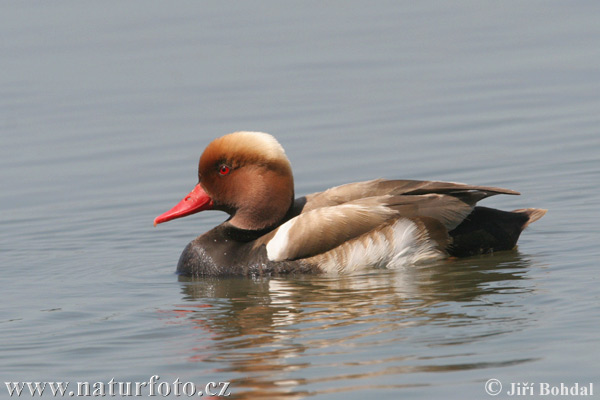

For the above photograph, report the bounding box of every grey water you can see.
[1,2,599,399]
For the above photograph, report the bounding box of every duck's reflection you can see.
[166,253,539,399]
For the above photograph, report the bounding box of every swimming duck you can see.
[154,132,545,276]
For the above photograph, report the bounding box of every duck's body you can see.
[155,132,545,277]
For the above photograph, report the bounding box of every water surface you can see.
[1,2,599,399]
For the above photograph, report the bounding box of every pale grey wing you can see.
[263,197,398,262]
[262,180,519,262]
[382,193,476,230]
[262,192,477,262]
[303,179,519,211]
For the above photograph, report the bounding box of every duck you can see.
[154,131,546,276]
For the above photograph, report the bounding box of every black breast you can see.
[175,223,319,277]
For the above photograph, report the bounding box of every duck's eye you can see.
[218,164,231,176]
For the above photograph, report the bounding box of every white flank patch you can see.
[319,219,444,273]
[386,219,443,268]
[266,220,294,261]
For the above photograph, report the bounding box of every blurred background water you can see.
[1,1,599,399]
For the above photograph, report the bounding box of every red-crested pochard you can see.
[154,132,546,276]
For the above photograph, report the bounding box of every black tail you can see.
[448,207,546,257]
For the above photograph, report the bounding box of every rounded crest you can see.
[199,131,291,174]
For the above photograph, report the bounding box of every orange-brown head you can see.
[154,132,295,230]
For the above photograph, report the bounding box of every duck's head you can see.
[154,131,295,230]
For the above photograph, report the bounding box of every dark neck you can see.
[220,223,275,242]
